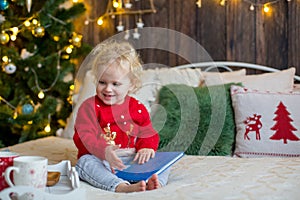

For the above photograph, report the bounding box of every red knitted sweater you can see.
[73,95,159,160]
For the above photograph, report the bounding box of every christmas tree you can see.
[270,101,300,144]
[0,0,91,147]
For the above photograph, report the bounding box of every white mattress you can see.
[3,136,300,200]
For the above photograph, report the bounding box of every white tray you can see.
[0,160,85,200]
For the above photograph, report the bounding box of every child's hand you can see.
[133,148,155,164]
[105,145,126,171]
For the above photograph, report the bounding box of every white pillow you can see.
[157,67,202,86]
[231,85,300,158]
[228,68,295,92]
[143,67,202,107]
[200,69,246,86]
[130,67,203,111]
[203,68,295,92]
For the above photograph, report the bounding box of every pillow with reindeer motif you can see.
[230,85,300,158]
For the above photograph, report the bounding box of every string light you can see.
[0,95,18,119]
[220,0,226,6]
[196,0,202,8]
[93,0,156,40]
[0,96,16,110]
[44,114,51,133]
[32,18,38,25]
[69,84,75,91]
[66,45,73,54]
[97,17,104,26]
[263,4,270,13]
[38,90,45,99]
[249,4,255,11]
[113,0,121,8]
[196,0,294,14]
[11,27,19,35]
[10,35,17,41]
[24,20,31,27]
[44,124,51,132]
[2,56,9,62]
[30,51,62,99]
[242,0,290,13]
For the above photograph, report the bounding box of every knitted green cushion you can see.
[152,83,241,156]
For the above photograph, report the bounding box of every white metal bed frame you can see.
[175,61,300,81]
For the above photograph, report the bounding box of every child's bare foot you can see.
[115,181,146,193]
[146,174,161,190]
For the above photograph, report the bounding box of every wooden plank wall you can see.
[77,0,300,74]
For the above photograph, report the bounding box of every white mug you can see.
[4,156,48,190]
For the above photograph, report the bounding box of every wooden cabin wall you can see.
[77,0,300,74]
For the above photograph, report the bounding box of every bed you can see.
[1,61,300,200]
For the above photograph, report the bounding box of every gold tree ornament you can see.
[53,35,60,41]
[32,26,45,37]
[0,32,9,44]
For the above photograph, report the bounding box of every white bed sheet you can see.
[3,136,300,200]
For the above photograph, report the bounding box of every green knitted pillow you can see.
[152,83,241,156]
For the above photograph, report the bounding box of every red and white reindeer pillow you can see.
[230,85,300,157]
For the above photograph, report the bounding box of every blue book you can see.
[115,151,184,182]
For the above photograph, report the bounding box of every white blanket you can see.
[3,136,300,200]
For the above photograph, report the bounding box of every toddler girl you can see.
[73,40,169,193]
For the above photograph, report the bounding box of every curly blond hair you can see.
[90,40,143,93]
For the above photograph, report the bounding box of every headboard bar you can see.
[175,61,300,81]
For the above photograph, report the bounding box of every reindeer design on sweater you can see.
[243,114,262,140]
